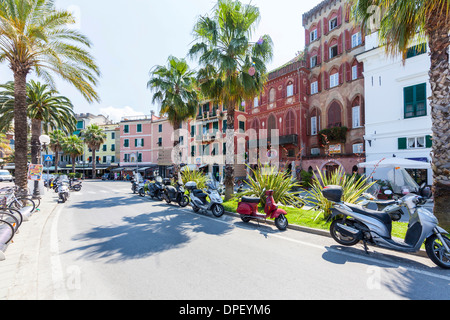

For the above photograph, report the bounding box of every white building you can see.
[357,32,433,184]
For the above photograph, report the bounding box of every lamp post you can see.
[39,135,51,193]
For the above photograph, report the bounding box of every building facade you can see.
[301,0,366,175]
[357,32,433,184]
[244,56,309,176]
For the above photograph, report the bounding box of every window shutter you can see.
[318,73,322,92]
[416,83,426,101]
[324,41,329,61]
[337,6,342,26]
[135,139,137,147]
[398,138,407,150]
[323,17,328,34]
[345,62,351,82]
[339,64,344,84]
[345,30,351,51]
[338,33,343,55]
[426,135,433,148]
[305,29,310,46]
[317,45,322,65]
[317,20,322,38]
[324,71,329,89]
[357,62,363,78]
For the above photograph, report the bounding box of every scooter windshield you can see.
[387,168,419,195]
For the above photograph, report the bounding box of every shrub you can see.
[180,167,207,189]
[236,164,302,207]
[303,166,376,221]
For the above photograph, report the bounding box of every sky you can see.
[0,0,323,123]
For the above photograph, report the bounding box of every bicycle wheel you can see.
[0,212,20,233]
[0,219,15,244]
[4,208,23,228]
[9,197,35,213]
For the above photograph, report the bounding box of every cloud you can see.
[99,106,145,123]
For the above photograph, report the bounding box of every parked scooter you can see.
[323,185,450,269]
[57,180,70,203]
[161,178,190,207]
[237,190,288,230]
[139,176,164,200]
[185,175,224,217]
[69,178,82,192]
[131,172,143,194]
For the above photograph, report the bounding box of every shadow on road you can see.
[322,244,449,299]
[65,206,233,263]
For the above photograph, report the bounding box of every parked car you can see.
[0,170,13,182]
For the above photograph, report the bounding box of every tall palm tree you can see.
[0,0,100,195]
[82,124,106,179]
[0,80,76,167]
[351,0,450,229]
[62,135,84,174]
[147,55,199,179]
[189,0,273,200]
[49,129,66,174]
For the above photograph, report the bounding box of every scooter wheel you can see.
[212,204,224,217]
[330,219,360,246]
[275,215,288,231]
[138,188,145,197]
[178,195,190,208]
[241,216,251,223]
[425,234,450,269]
[192,206,200,213]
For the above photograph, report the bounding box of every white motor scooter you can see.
[185,174,224,217]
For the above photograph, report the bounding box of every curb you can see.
[224,210,429,259]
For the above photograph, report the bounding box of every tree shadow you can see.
[322,245,449,299]
[64,206,233,263]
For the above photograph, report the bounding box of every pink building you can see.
[119,113,188,178]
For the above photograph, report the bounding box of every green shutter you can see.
[124,139,129,147]
[426,135,433,148]
[398,137,407,150]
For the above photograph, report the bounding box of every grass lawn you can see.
[223,199,410,239]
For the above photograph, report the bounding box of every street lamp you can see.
[39,135,51,193]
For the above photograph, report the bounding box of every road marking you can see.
[50,204,69,300]
[179,207,450,282]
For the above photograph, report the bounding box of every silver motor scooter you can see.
[185,174,224,217]
[324,185,450,269]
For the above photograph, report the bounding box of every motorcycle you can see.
[131,172,143,194]
[324,185,450,269]
[161,178,190,207]
[69,178,82,192]
[185,175,224,217]
[237,190,288,231]
[57,180,70,203]
[139,176,163,200]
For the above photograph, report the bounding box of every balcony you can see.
[279,134,298,146]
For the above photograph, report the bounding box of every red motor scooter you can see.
[237,190,288,230]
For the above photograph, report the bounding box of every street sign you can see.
[44,155,53,162]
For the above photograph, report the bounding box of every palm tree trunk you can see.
[72,156,76,173]
[172,120,181,182]
[92,149,96,179]
[13,70,29,196]
[224,105,235,201]
[54,147,60,174]
[426,14,450,230]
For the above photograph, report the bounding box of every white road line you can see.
[179,207,450,282]
[50,204,69,300]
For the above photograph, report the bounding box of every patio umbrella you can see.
[358,157,431,169]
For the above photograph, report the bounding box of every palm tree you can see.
[0,80,76,167]
[351,0,450,229]
[0,0,100,195]
[49,129,67,174]
[189,0,273,200]
[62,135,84,174]
[147,56,199,179]
[82,124,106,179]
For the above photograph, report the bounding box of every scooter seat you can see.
[241,196,260,204]
[193,189,208,198]
[346,203,392,227]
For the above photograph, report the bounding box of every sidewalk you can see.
[0,188,59,300]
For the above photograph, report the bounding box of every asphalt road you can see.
[51,180,449,300]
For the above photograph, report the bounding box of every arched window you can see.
[327,102,342,128]
[268,114,277,141]
[269,88,276,102]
